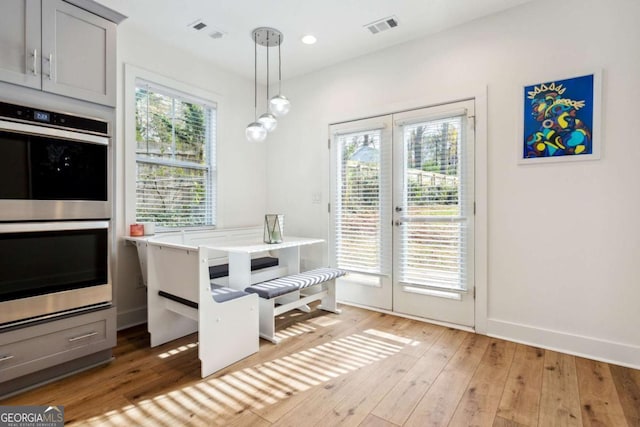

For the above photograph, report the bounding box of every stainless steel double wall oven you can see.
[0,101,112,327]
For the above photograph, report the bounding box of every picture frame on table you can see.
[518,71,602,164]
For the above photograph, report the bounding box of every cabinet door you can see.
[0,0,41,89]
[41,0,116,106]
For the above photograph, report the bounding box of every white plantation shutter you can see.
[331,117,392,277]
[395,109,473,292]
[135,80,217,228]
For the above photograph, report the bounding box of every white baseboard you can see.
[487,318,639,370]
[117,306,147,331]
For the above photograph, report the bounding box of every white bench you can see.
[245,267,346,343]
[127,227,345,373]
[144,241,259,378]
[128,227,268,377]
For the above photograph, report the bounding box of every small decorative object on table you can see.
[130,223,144,236]
[263,214,284,244]
[142,222,156,235]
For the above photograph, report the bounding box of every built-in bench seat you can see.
[126,226,346,373]
[245,267,346,299]
[245,267,346,343]
[160,256,279,310]
[127,228,266,378]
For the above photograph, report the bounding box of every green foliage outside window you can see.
[135,85,215,228]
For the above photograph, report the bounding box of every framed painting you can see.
[519,71,602,164]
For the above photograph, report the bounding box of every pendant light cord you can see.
[278,34,282,94]
[254,32,258,121]
[266,33,270,102]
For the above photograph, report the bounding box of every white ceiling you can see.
[95,0,534,83]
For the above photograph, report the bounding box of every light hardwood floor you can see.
[2,304,639,426]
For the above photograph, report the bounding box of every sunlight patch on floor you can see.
[157,342,198,359]
[76,327,418,426]
[364,328,420,345]
[273,322,317,341]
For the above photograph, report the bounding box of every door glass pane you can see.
[335,130,383,274]
[403,118,461,216]
[400,116,467,290]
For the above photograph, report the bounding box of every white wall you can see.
[113,25,268,328]
[266,0,640,368]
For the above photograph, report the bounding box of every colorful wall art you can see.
[520,72,601,163]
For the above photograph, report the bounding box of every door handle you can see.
[32,49,38,76]
[395,206,403,212]
[394,219,402,226]
[45,53,53,80]
[0,354,15,363]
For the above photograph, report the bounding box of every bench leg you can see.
[147,252,198,347]
[199,294,259,378]
[297,304,311,313]
[318,279,341,314]
[258,297,280,344]
[276,290,311,313]
[148,290,197,347]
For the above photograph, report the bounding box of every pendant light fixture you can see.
[269,31,291,117]
[245,30,267,143]
[257,29,277,132]
[246,27,290,142]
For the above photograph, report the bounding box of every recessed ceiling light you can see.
[301,35,317,45]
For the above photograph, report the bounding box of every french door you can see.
[330,100,475,327]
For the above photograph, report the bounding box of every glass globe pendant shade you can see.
[269,94,291,117]
[257,112,278,132]
[245,121,267,142]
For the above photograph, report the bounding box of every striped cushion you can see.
[211,285,249,303]
[245,267,346,299]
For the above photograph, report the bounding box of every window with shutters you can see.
[134,80,216,228]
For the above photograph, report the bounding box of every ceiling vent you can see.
[209,30,226,40]
[364,16,399,34]
[187,20,226,40]
[188,19,207,31]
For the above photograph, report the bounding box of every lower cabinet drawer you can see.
[0,307,116,382]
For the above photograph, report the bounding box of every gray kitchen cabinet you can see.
[0,306,116,397]
[0,0,41,90]
[0,0,116,107]
[42,0,116,106]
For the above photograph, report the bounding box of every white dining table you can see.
[205,236,324,291]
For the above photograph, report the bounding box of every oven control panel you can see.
[0,101,108,135]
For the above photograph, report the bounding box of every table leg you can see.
[228,252,251,290]
[277,246,300,275]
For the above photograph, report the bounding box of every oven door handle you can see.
[0,119,108,145]
[0,221,109,233]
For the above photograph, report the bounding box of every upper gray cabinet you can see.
[0,0,41,90]
[0,0,116,107]
[42,0,116,106]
